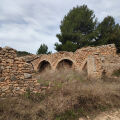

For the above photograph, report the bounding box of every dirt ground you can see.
[79,109,120,120]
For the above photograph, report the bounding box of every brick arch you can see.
[54,57,77,70]
[37,60,52,72]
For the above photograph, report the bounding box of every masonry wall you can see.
[0,44,119,96]
[86,54,120,79]
[75,44,116,70]
[102,55,120,76]
[31,44,117,72]
[0,47,40,97]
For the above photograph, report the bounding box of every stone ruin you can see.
[0,44,120,96]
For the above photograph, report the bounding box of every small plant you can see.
[24,88,31,99]
[23,88,46,102]
[112,69,120,77]
[55,109,76,120]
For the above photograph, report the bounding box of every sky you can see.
[0,0,120,54]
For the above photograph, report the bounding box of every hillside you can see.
[0,70,120,120]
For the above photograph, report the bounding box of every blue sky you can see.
[0,0,120,53]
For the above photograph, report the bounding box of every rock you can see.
[10,75,17,81]
[6,66,11,69]
[15,87,20,91]
[6,59,14,63]
[0,67,2,73]
[3,46,17,52]
[24,73,32,79]
[0,66,4,70]
[9,86,14,90]
[1,86,9,92]
[23,63,31,68]
[0,77,5,82]
[0,66,4,73]
[79,118,84,120]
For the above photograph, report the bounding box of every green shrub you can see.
[112,69,120,77]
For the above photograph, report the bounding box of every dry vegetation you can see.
[0,70,120,120]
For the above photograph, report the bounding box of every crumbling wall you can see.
[101,55,120,76]
[0,44,119,96]
[75,44,116,69]
[32,44,117,72]
[86,54,120,79]
[0,47,39,96]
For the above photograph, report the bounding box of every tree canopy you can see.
[37,44,51,55]
[55,5,120,53]
[55,5,97,52]
[95,16,120,52]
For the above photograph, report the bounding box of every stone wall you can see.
[75,44,116,69]
[31,44,117,73]
[85,53,120,79]
[0,44,120,96]
[101,55,120,76]
[0,47,39,96]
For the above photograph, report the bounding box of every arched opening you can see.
[56,59,73,70]
[38,60,51,73]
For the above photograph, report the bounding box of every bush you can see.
[112,69,120,77]
[17,51,31,57]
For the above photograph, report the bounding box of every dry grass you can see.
[0,70,120,120]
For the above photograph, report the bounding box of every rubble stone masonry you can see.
[0,44,120,96]
[0,47,38,96]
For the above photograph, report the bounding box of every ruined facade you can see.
[31,44,117,79]
[0,44,120,96]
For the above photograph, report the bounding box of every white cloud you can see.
[0,0,120,53]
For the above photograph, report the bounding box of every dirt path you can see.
[79,109,120,120]
[94,109,120,120]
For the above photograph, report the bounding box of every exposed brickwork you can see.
[0,44,120,96]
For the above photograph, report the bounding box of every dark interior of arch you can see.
[56,59,73,70]
[38,60,51,72]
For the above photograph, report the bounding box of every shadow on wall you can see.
[82,62,88,75]
[38,60,51,73]
[56,59,73,70]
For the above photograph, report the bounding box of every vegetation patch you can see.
[0,70,120,120]
[112,69,120,77]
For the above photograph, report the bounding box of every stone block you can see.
[24,73,32,79]
[10,75,17,81]
[0,77,5,82]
